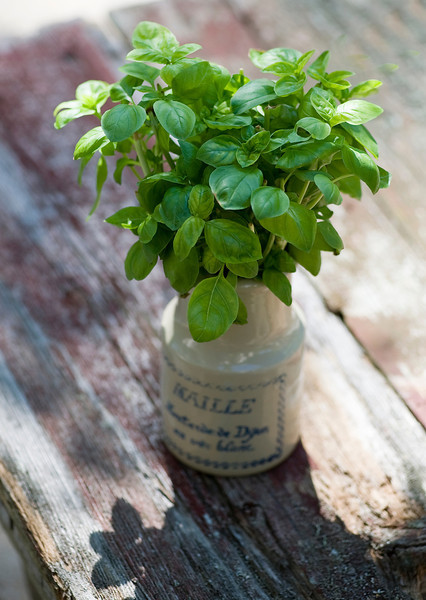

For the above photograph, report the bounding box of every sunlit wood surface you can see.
[0,1,425,598]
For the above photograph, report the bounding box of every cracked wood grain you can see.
[0,6,425,600]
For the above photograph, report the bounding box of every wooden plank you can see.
[1,218,425,599]
[0,14,425,600]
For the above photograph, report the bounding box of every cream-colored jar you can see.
[160,280,305,476]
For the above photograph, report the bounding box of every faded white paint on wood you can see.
[0,3,425,599]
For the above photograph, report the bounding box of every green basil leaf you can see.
[74,126,109,159]
[109,80,133,103]
[260,201,317,251]
[295,170,328,182]
[202,246,223,274]
[158,186,191,230]
[263,129,302,152]
[317,220,344,252]
[330,99,383,127]
[274,250,297,273]
[203,113,252,130]
[77,155,92,185]
[113,157,139,184]
[138,215,158,243]
[171,43,203,61]
[237,130,271,166]
[235,147,261,168]
[307,51,330,80]
[188,185,215,219]
[295,50,315,72]
[378,166,392,189]
[205,219,262,263]
[172,61,215,104]
[100,141,115,156]
[101,104,147,142]
[234,296,248,325]
[251,186,290,220]
[87,155,108,217]
[262,61,296,76]
[141,171,184,184]
[249,47,301,70]
[125,241,157,280]
[315,205,334,221]
[277,141,335,169]
[119,62,160,85]
[295,117,331,140]
[197,135,241,167]
[275,72,306,97]
[137,175,181,214]
[226,261,259,278]
[105,206,147,229]
[230,79,277,114]
[314,173,343,205]
[226,271,238,288]
[54,106,95,129]
[326,160,362,199]
[130,21,179,63]
[173,216,205,260]
[244,130,271,153]
[262,269,292,305]
[154,100,196,140]
[75,80,110,109]
[319,72,352,91]
[288,245,321,275]
[349,79,382,99]
[160,58,201,86]
[143,226,173,261]
[53,99,82,116]
[188,274,239,342]
[310,87,336,121]
[209,165,263,210]
[163,247,199,294]
[177,140,203,180]
[210,63,232,98]
[341,123,379,159]
[328,70,355,82]
[342,145,380,193]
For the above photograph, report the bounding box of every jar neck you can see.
[175,278,295,347]
[226,279,293,345]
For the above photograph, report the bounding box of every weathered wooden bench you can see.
[0,1,425,598]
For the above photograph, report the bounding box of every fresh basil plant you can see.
[54,21,390,343]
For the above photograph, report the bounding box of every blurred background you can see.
[0,0,145,39]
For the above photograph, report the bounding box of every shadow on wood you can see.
[89,446,415,600]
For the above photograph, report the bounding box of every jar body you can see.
[160,280,305,476]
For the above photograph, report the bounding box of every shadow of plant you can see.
[89,445,415,600]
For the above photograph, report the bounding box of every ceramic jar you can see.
[160,279,305,476]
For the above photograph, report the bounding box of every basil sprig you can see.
[54,20,390,342]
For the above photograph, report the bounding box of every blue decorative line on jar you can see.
[163,353,287,392]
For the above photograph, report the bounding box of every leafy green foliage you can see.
[209,165,263,210]
[188,273,239,342]
[101,105,147,142]
[54,20,391,342]
[153,100,196,139]
[251,187,289,220]
[204,219,263,264]
[262,269,292,305]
